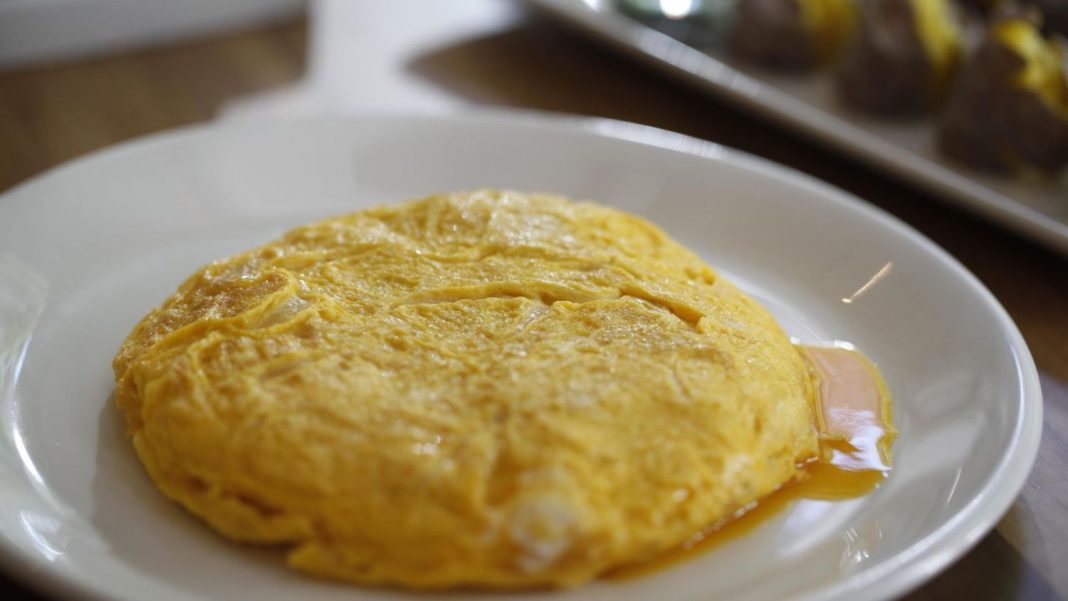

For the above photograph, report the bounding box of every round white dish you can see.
[0,112,1043,601]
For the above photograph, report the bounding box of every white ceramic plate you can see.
[528,0,1068,256]
[0,113,1042,601]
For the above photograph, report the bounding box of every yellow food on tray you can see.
[112,190,820,588]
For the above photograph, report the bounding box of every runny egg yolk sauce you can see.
[609,344,895,579]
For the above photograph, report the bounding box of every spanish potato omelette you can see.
[112,190,820,588]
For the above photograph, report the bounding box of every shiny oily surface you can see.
[0,114,1042,601]
[610,344,896,580]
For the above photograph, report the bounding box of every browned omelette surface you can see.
[112,190,819,588]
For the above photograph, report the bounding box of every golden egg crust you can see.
[113,190,819,588]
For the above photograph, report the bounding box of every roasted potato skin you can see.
[837,0,955,116]
[731,0,821,70]
[939,24,1068,173]
[1030,0,1068,37]
[955,1,1068,35]
[954,0,999,15]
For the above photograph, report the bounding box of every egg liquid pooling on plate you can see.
[112,190,886,588]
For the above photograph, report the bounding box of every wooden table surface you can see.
[1,9,1066,601]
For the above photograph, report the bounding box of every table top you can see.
[0,9,1066,601]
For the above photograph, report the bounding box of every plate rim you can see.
[0,109,1045,601]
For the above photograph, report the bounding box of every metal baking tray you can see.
[530,0,1068,255]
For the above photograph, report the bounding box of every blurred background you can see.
[0,1,1066,600]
